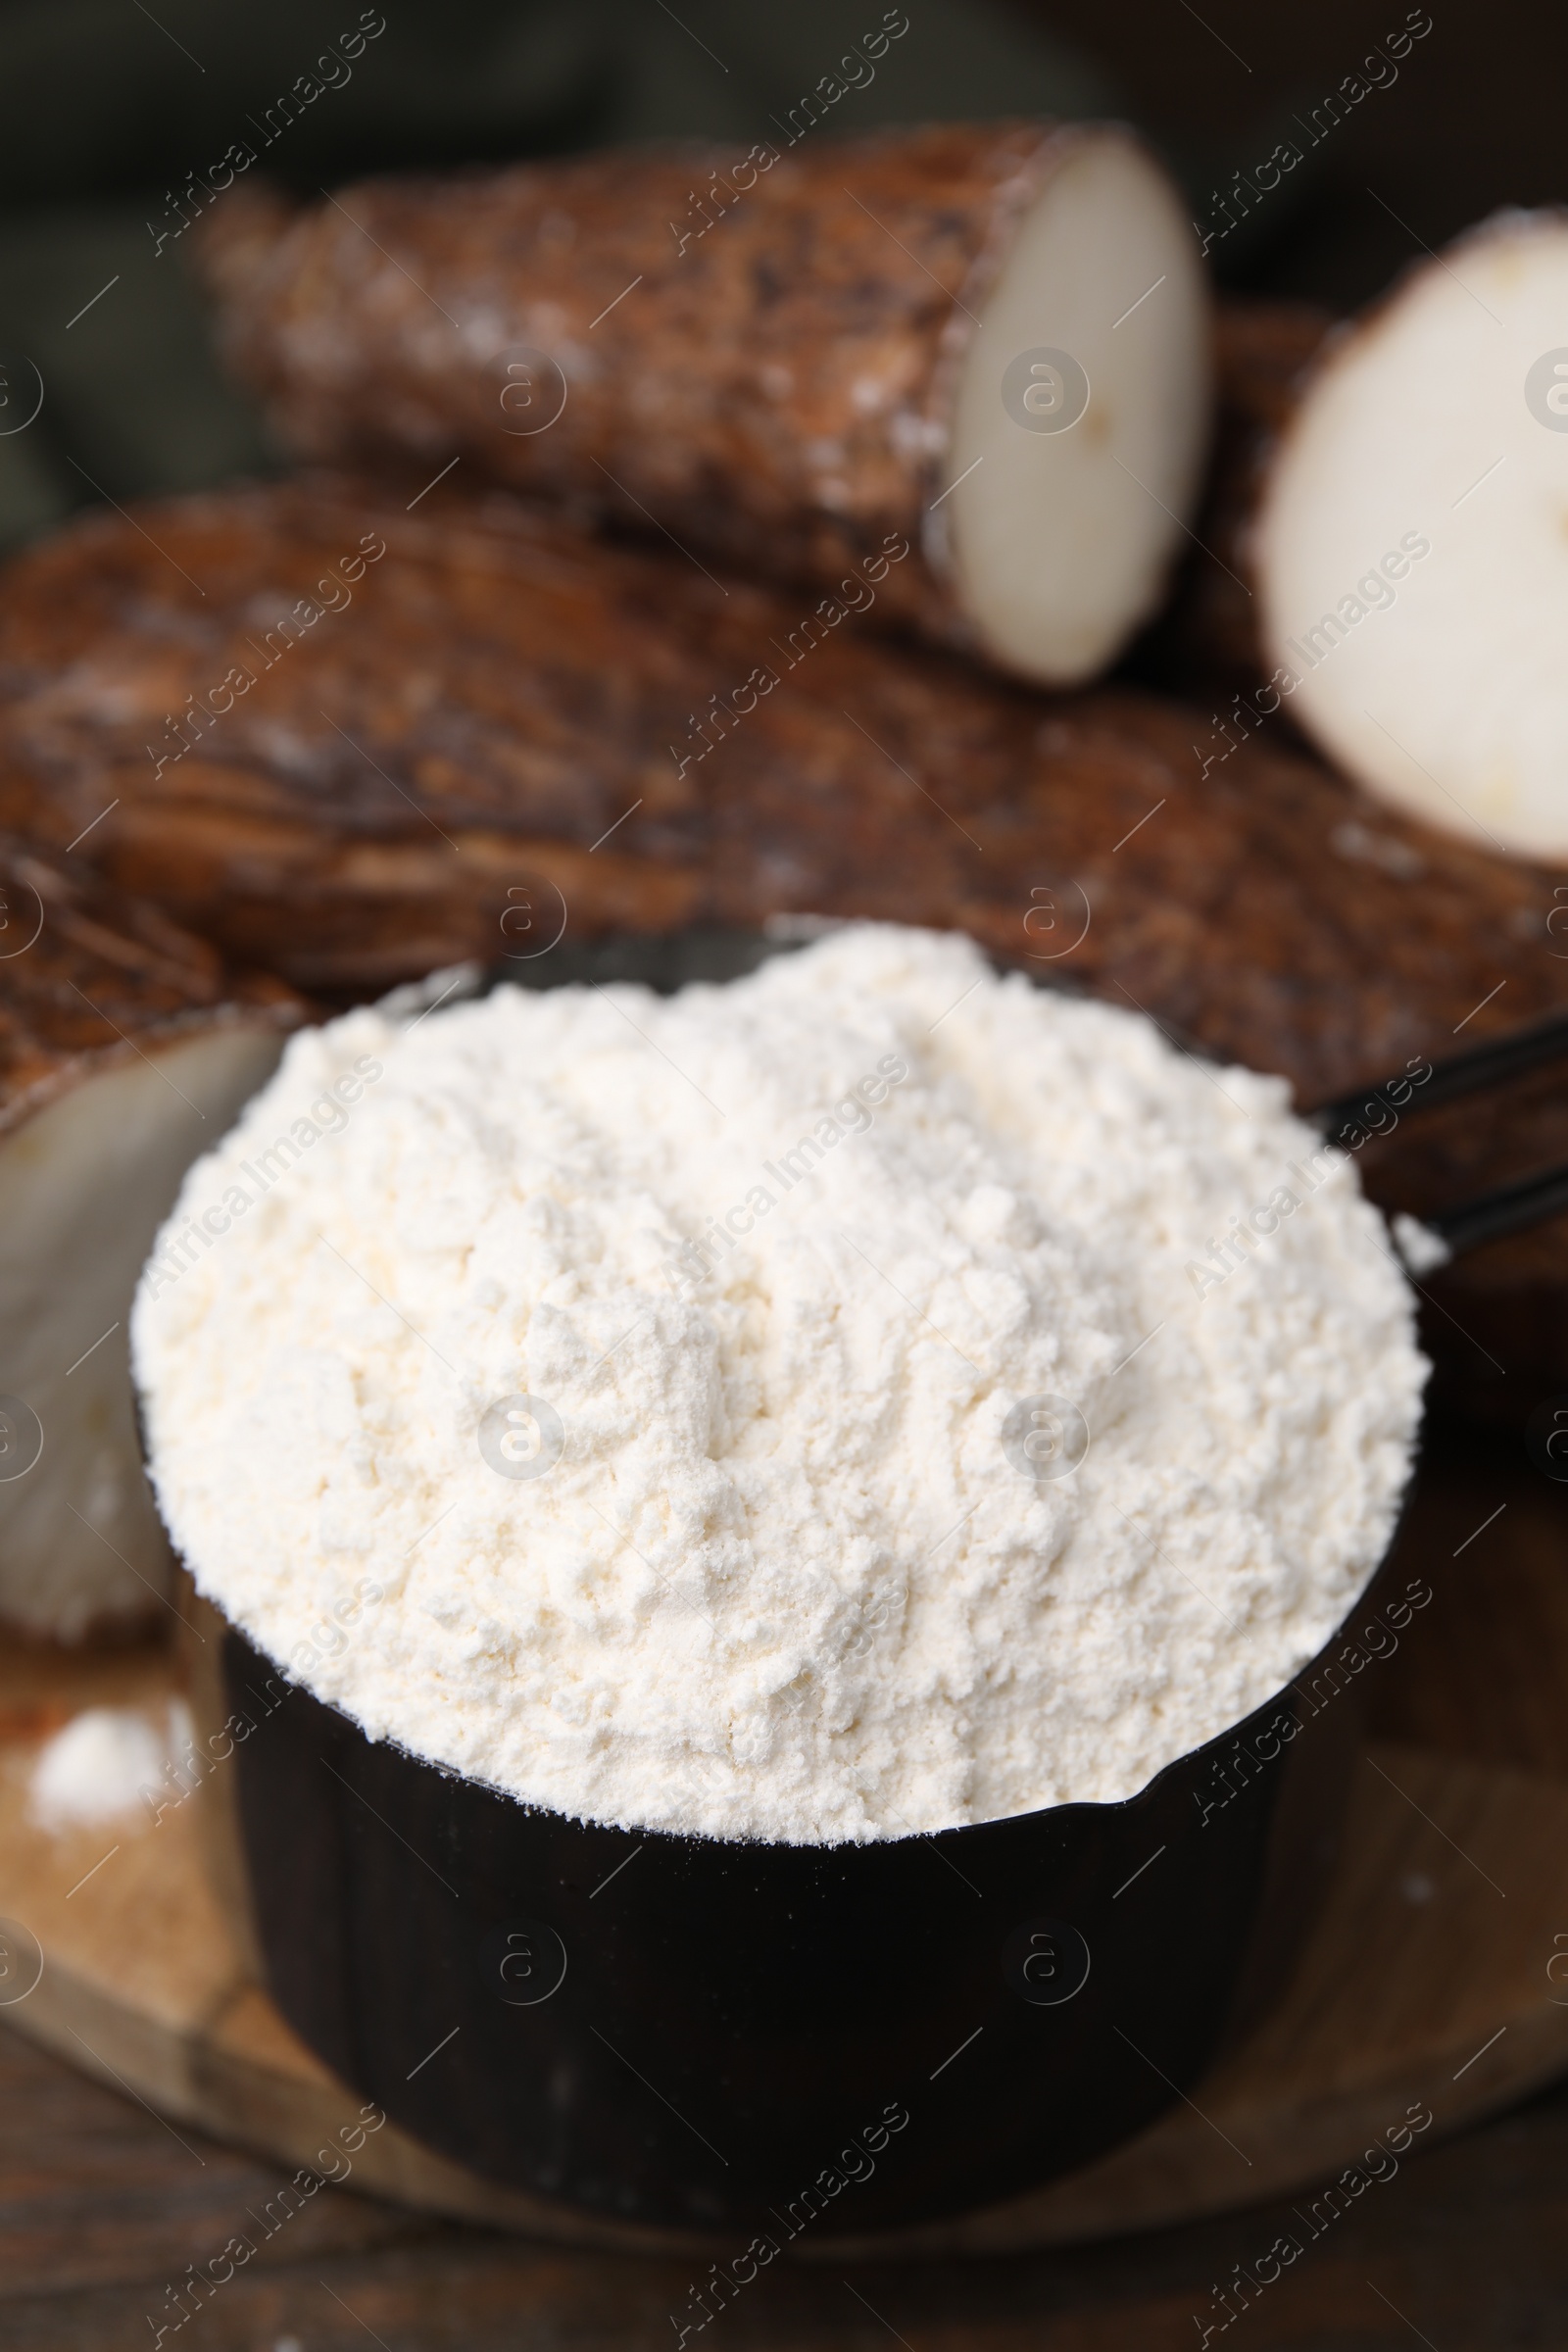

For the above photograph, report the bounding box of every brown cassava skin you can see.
[1149,298,1336,694]
[191,122,1157,666]
[0,832,302,1141]
[0,474,1565,1402]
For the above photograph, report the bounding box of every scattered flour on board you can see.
[29,1701,194,1830]
[131,925,1426,1843]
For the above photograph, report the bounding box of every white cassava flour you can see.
[131,926,1426,1843]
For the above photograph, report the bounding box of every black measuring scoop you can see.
[197,937,1568,2239]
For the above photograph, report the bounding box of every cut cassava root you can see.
[2,476,1568,1420]
[0,475,1561,1085]
[1255,212,1568,861]
[0,838,302,1641]
[193,122,1209,688]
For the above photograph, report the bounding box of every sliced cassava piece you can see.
[1,476,1567,1405]
[193,122,1210,687]
[1255,211,1568,861]
[0,836,301,1642]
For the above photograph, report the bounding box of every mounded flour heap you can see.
[132,926,1425,1843]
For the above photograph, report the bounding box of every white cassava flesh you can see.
[946,132,1212,683]
[0,1025,289,1641]
[1257,210,1568,861]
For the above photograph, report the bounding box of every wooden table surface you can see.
[3,1411,1565,2350]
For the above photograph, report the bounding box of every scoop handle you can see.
[1314,1006,1568,1144]
[1309,1010,1568,1263]
[1401,1158,1568,1265]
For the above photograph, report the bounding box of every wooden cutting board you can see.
[2,1433,1565,2259]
